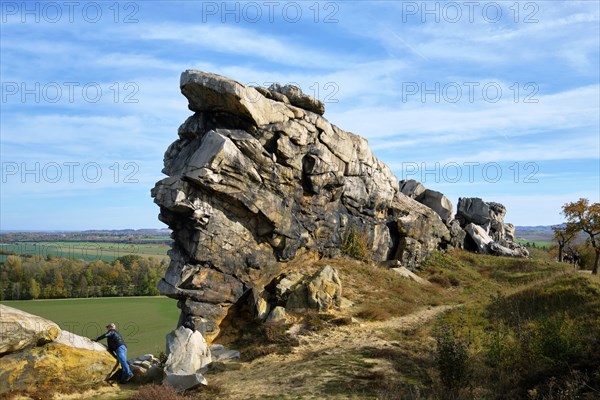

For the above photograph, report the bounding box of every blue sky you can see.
[1,0,598,230]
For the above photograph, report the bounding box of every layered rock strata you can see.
[152,71,454,341]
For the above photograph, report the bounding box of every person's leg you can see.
[114,345,133,381]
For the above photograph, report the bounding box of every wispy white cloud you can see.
[358,1,599,72]
[131,23,353,69]
[333,84,599,144]
[436,137,599,164]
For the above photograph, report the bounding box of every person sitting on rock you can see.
[93,323,133,383]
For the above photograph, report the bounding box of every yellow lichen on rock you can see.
[0,343,116,394]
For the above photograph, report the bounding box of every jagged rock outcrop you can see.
[152,70,456,341]
[400,180,453,224]
[0,306,115,394]
[457,197,529,257]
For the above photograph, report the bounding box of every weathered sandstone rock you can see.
[164,326,211,390]
[152,71,458,340]
[0,306,115,395]
[458,198,528,257]
[306,265,342,311]
[0,343,116,394]
[400,180,453,223]
[0,304,60,355]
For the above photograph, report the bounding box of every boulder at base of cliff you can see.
[164,326,212,390]
[0,305,116,395]
[307,265,342,311]
[0,304,60,355]
[0,341,116,394]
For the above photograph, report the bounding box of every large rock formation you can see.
[152,71,454,341]
[0,306,115,395]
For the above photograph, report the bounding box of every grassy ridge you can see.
[1,297,179,358]
[311,250,598,399]
[355,250,600,399]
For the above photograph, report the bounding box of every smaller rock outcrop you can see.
[399,184,527,258]
[253,265,343,320]
[457,197,528,257]
[128,354,163,384]
[0,306,115,395]
[164,326,212,390]
[307,265,342,311]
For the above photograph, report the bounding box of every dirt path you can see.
[297,305,458,354]
[208,305,459,399]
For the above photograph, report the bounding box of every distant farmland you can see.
[0,240,170,263]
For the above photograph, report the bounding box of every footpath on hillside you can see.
[208,305,458,399]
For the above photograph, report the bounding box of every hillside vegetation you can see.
[5,249,600,400]
[121,249,599,400]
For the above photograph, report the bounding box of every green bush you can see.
[341,226,371,262]
[533,314,583,366]
[434,321,471,398]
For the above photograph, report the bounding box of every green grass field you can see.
[516,238,552,248]
[0,241,170,263]
[1,297,179,358]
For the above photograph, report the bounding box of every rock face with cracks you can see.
[151,70,457,342]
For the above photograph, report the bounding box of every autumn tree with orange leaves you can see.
[562,199,600,274]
